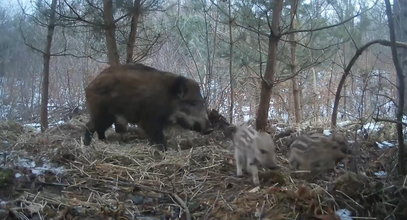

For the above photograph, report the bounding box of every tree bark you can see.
[255,0,283,131]
[103,0,120,66]
[126,0,141,64]
[228,0,234,123]
[40,0,57,132]
[395,0,407,114]
[385,0,406,174]
[289,0,302,124]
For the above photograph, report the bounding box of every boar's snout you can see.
[201,120,213,134]
[192,120,213,135]
[268,164,280,170]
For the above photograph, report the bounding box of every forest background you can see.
[0,0,405,159]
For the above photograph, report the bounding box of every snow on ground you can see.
[376,141,396,149]
[336,209,353,220]
[362,122,384,132]
[323,129,332,136]
[337,121,353,127]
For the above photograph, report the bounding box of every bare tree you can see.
[289,0,302,124]
[385,0,406,175]
[40,0,58,132]
[103,0,120,66]
[394,0,407,114]
[331,39,407,128]
[126,0,141,64]
[255,0,283,131]
[228,0,234,124]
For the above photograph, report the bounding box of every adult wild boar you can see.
[83,64,212,150]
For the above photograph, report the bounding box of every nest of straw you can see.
[0,118,406,220]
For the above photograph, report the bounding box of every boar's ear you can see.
[171,76,188,98]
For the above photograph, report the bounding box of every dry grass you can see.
[0,119,406,219]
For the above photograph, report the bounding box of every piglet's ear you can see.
[171,76,188,98]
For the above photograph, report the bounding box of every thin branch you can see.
[373,117,407,126]
[283,11,362,35]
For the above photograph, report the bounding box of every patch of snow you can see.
[12,157,65,176]
[15,173,22,178]
[275,126,284,131]
[323,129,331,136]
[18,158,36,168]
[337,121,352,127]
[54,120,65,125]
[374,171,387,178]
[362,122,384,133]
[32,164,65,175]
[24,123,41,132]
[336,209,352,220]
[241,106,250,112]
[376,141,395,149]
[243,115,251,122]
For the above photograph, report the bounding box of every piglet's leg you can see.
[247,159,260,185]
[234,148,245,177]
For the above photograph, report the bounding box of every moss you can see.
[0,168,14,188]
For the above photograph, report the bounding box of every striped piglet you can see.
[231,125,279,185]
[288,133,350,175]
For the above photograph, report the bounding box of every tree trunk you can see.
[312,68,319,122]
[255,0,283,131]
[386,0,406,174]
[290,0,302,124]
[103,0,120,66]
[395,0,407,114]
[228,0,234,123]
[126,0,141,64]
[40,0,57,132]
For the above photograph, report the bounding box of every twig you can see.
[220,194,233,211]
[336,190,364,208]
[203,191,220,220]
[170,193,191,220]
[69,162,91,177]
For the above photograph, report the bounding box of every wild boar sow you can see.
[83,64,212,150]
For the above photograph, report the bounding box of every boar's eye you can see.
[259,149,268,154]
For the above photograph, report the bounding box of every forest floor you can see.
[0,114,406,220]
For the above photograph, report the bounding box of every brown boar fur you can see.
[84,64,211,149]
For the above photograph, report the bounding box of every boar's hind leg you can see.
[95,118,115,140]
[114,115,128,133]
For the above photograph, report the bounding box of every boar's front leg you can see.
[234,148,246,177]
[142,121,167,151]
[84,121,95,146]
[247,157,260,185]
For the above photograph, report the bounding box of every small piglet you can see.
[231,125,279,185]
[288,133,350,175]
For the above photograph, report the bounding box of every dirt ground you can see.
[0,116,406,220]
